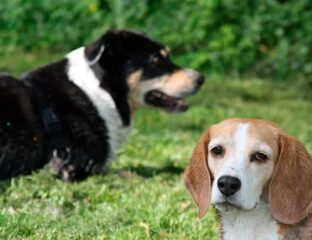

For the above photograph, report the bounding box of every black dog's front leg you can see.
[49,147,104,182]
[46,106,109,182]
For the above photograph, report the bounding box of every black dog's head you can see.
[85,30,204,112]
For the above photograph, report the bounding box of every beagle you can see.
[184,118,312,240]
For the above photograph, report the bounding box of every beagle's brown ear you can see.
[184,129,211,218]
[269,131,312,225]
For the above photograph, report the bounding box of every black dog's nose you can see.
[196,75,205,86]
[217,176,241,196]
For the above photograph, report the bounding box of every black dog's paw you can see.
[49,156,73,182]
[49,156,70,182]
[49,157,83,182]
[59,164,77,182]
[49,156,63,175]
[49,149,99,182]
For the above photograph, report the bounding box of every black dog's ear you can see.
[84,30,125,66]
[85,38,105,66]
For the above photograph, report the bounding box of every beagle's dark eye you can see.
[251,152,268,162]
[211,146,224,156]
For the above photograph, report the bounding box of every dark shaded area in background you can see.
[0,0,312,82]
[117,164,184,178]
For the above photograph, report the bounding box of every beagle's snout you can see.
[217,176,241,196]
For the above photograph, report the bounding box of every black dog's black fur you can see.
[0,30,203,181]
[0,75,44,178]
[23,60,110,180]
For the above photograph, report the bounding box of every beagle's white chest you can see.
[220,203,280,240]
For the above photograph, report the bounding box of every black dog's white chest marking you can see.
[66,47,131,160]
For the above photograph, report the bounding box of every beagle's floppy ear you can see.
[269,131,312,225]
[184,129,211,218]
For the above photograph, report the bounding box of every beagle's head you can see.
[184,118,312,225]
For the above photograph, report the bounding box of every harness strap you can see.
[40,106,70,160]
[23,79,70,160]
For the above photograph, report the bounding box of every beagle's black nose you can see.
[217,176,241,196]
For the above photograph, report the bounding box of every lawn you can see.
[0,52,311,240]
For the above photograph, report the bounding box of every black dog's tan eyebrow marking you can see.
[160,49,169,57]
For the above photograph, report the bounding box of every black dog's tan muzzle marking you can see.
[163,69,204,97]
[141,69,204,112]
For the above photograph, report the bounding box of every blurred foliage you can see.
[1,0,312,80]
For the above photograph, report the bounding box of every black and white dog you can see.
[0,30,204,181]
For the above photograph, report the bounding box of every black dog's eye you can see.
[251,152,268,162]
[211,146,224,156]
[151,56,161,64]
[149,54,163,65]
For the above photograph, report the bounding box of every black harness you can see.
[40,104,70,160]
[23,79,71,160]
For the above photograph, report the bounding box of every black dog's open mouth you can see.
[144,90,188,112]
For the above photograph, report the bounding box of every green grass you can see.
[0,52,311,239]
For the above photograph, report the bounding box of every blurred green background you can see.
[0,1,311,239]
[1,0,312,81]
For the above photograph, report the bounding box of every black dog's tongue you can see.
[145,90,188,112]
